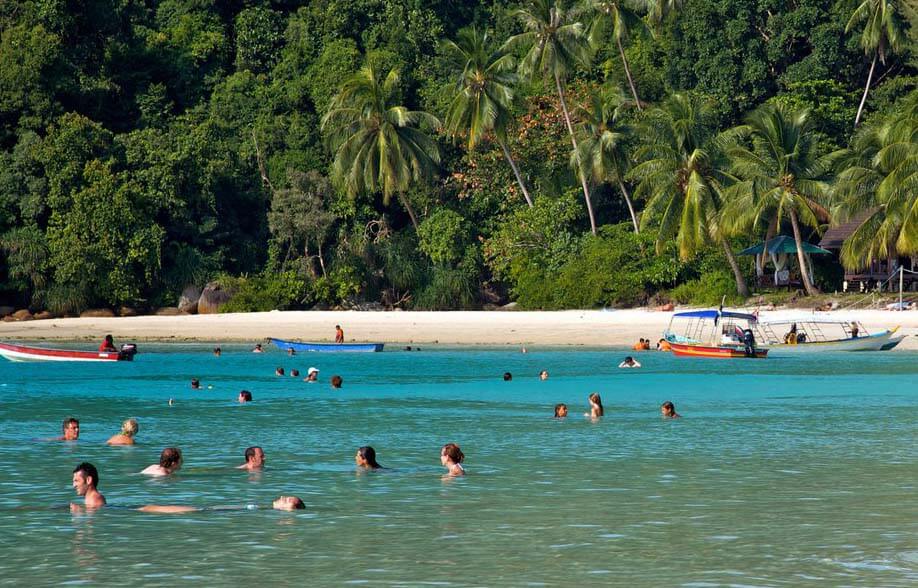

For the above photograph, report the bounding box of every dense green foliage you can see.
[1,0,916,313]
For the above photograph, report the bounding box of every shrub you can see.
[219,271,307,313]
[669,270,744,307]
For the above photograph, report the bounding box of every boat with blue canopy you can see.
[269,338,384,353]
[663,309,768,359]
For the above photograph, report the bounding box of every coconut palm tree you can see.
[442,27,533,207]
[322,65,441,229]
[580,0,651,110]
[629,93,750,297]
[846,0,906,126]
[833,98,918,268]
[506,0,598,234]
[721,103,833,296]
[570,87,639,232]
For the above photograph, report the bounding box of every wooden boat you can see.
[269,338,383,353]
[754,318,903,354]
[664,309,768,359]
[0,342,138,362]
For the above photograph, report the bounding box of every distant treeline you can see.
[1,0,916,313]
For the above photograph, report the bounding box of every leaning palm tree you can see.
[833,98,918,268]
[846,0,905,126]
[322,65,441,228]
[721,103,833,296]
[506,0,598,234]
[581,0,651,110]
[570,86,639,232]
[629,93,750,297]
[442,27,533,207]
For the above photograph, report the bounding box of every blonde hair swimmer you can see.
[106,418,139,445]
[137,496,306,514]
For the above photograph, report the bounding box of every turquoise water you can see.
[0,344,916,586]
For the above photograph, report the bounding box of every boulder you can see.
[0,305,14,317]
[178,285,201,314]
[119,306,138,317]
[2,316,16,322]
[12,309,33,320]
[33,310,56,320]
[197,282,232,314]
[80,308,116,318]
[154,307,184,316]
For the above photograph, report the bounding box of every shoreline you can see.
[0,309,915,350]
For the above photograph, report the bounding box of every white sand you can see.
[0,309,915,350]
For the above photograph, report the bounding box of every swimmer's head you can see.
[503,372,512,381]
[72,462,100,493]
[272,496,305,511]
[244,446,265,467]
[238,390,252,403]
[159,447,182,470]
[213,347,221,356]
[62,417,80,440]
[539,370,549,380]
[275,367,284,376]
[356,446,381,469]
[290,369,299,377]
[588,393,604,416]
[661,401,676,417]
[554,403,568,418]
[121,418,139,437]
[330,375,342,388]
[191,378,200,389]
[440,443,464,465]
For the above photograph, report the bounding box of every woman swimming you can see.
[554,403,568,418]
[106,418,139,446]
[660,401,681,419]
[355,446,383,469]
[586,393,604,418]
[440,443,465,477]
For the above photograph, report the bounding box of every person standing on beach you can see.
[237,446,265,471]
[56,418,80,441]
[72,462,105,510]
[440,443,465,477]
[335,325,344,343]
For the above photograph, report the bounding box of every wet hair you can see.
[357,446,382,469]
[441,443,464,463]
[191,378,200,388]
[62,417,79,432]
[331,375,343,388]
[624,356,634,363]
[73,462,99,488]
[588,393,604,416]
[661,401,675,412]
[213,347,221,355]
[275,367,285,375]
[159,447,182,469]
[289,497,306,509]
[290,369,300,377]
[554,403,567,417]
[239,390,252,401]
[539,370,548,378]
[121,418,139,437]
[503,372,512,381]
[244,446,262,463]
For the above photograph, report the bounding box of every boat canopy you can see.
[672,310,758,322]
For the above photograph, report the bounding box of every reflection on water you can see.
[0,345,916,585]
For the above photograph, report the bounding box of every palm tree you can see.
[321,65,441,228]
[846,0,905,126]
[721,103,833,296]
[506,0,598,234]
[442,27,533,207]
[629,93,750,297]
[833,99,918,268]
[581,0,651,110]
[570,87,639,232]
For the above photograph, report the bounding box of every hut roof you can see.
[819,209,875,250]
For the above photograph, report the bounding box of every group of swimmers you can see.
[553,395,681,419]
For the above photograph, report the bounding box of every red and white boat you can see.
[663,309,768,359]
[668,341,768,359]
[0,342,138,362]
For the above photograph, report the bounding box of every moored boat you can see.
[753,317,903,354]
[0,342,138,362]
[664,309,768,359]
[269,338,384,353]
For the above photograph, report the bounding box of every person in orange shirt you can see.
[656,338,672,351]
[632,338,646,351]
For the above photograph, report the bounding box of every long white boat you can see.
[754,317,903,354]
[0,342,137,362]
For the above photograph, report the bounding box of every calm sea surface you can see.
[0,344,915,586]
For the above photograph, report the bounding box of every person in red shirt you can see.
[99,334,116,352]
[335,325,344,344]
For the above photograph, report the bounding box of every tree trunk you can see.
[789,209,820,296]
[854,52,877,127]
[720,236,750,298]
[554,71,597,235]
[498,138,533,207]
[616,36,642,111]
[399,194,419,229]
[617,179,640,234]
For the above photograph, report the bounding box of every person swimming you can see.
[71,462,105,511]
[55,417,80,441]
[191,378,201,389]
[290,369,300,377]
[141,447,182,476]
[503,372,512,381]
[106,418,139,446]
[539,370,549,380]
[137,496,306,514]
[213,347,222,357]
[237,446,265,471]
[305,367,319,382]
[275,367,285,376]
[330,375,342,389]
[661,401,681,419]
[252,343,263,353]
[355,446,383,470]
[440,443,465,477]
[554,403,568,418]
[238,390,252,403]
[586,393,604,418]
[619,356,641,368]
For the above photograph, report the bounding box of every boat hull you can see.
[670,342,768,359]
[764,329,902,355]
[0,342,132,362]
[270,338,384,353]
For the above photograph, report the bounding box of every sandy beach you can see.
[0,309,915,350]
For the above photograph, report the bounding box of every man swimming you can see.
[141,447,183,476]
[71,462,106,510]
[137,496,306,514]
[237,446,265,471]
[56,417,80,441]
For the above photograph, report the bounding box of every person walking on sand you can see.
[335,325,344,344]
[72,462,106,510]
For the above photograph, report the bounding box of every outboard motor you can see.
[119,343,138,361]
[742,329,756,357]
